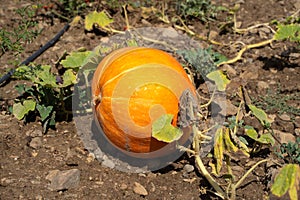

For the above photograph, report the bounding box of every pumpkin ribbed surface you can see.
[92,47,196,154]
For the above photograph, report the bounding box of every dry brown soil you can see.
[0,0,299,199]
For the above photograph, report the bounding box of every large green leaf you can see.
[85,11,114,31]
[274,24,300,42]
[60,51,94,69]
[206,70,230,91]
[152,114,183,143]
[13,99,36,120]
[61,69,77,87]
[35,65,57,87]
[271,164,300,200]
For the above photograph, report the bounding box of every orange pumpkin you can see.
[92,47,196,155]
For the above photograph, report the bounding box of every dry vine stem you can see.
[174,17,223,46]
[187,99,270,199]
[188,100,226,199]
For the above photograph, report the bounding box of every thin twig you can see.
[122,5,130,30]
[230,159,269,199]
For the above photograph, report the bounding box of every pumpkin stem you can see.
[93,95,101,105]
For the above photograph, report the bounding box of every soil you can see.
[0,0,299,200]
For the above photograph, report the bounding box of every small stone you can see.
[277,120,294,133]
[35,195,43,200]
[26,129,43,137]
[29,137,43,149]
[1,178,15,185]
[150,182,156,192]
[138,173,146,177]
[235,21,242,28]
[100,37,109,43]
[47,169,80,191]
[141,19,151,26]
[208,30,218,40]
[278,114,291,121]
[120,183,128,190]
[295,128,300,136]
[270,68,277,74]
[183,164,194,173]
[289,53,300,59]
[133,182,148,196]
[268,114,276,123]
[240,68,259,80]
[257,81,269,90]
[86,153,95,163]
[222,64,237,77]
[294,116,300,128]
[274,130,295,144]
[102,158,115,169]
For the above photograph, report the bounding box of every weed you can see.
[176,0,223,22]
[254,87,300,116]
[12,63,77,132]
[0,5,41,56]
[275,137,300,164]
[56,0,91,19]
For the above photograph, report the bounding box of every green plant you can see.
[254,87,300,116]
[0,5,41,56]
[177,0,223,22]
[11,49,95,132]
[12,64,76,132]
[276,137,300,164]
[57,0,91,19]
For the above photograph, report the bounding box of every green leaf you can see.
[152,114,183,143]
[245,128,258,140]
[35,65,57,87]
[257,133,275,146]
[61,69,77,87]
[13,99,36,120]
[85,11,114,31]
[238,136,248,145]
[245,128,275,145]
[213,127,224,175]
[271,164,300,200]
[176,48,216,77]
[206,46,228,65]
[274,24,300,42]
[60,51,94,69]
[206,70,230,91]
[36,104,53,121]
[248,104,271,125]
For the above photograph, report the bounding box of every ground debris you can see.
[46,169,80,191]
[133,182,148,196]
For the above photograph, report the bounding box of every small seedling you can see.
[254,87,300,116]
[275,137,300,164]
